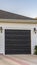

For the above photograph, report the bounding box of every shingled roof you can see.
[0,10,33,20]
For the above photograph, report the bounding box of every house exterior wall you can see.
[0,23,37,55]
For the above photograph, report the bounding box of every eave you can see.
[0,19,37,24]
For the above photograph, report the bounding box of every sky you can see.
[0,0,37,18]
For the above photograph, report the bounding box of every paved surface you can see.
[0,55,37,65]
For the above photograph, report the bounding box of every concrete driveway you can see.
[0,55,37,65]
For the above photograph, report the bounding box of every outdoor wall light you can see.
[0,27,3,33]
[34,28,36,34]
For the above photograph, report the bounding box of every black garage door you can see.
[5,30,31,54]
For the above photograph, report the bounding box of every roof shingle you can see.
[0,10,33,20]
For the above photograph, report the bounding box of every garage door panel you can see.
[5,41,31,46]
[5,35,30,40]
[5,42,30,48]
[5,30,29,34]
[5,39,30,43]
[5,49,30,54]
[5,34,30,37]
[6,43,31,48]
[6,47,31,50]
[6,36,30,40]
[5,30,31,54]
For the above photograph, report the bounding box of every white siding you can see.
[0,23,37,55]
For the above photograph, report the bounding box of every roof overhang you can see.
[0,19,37,24]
